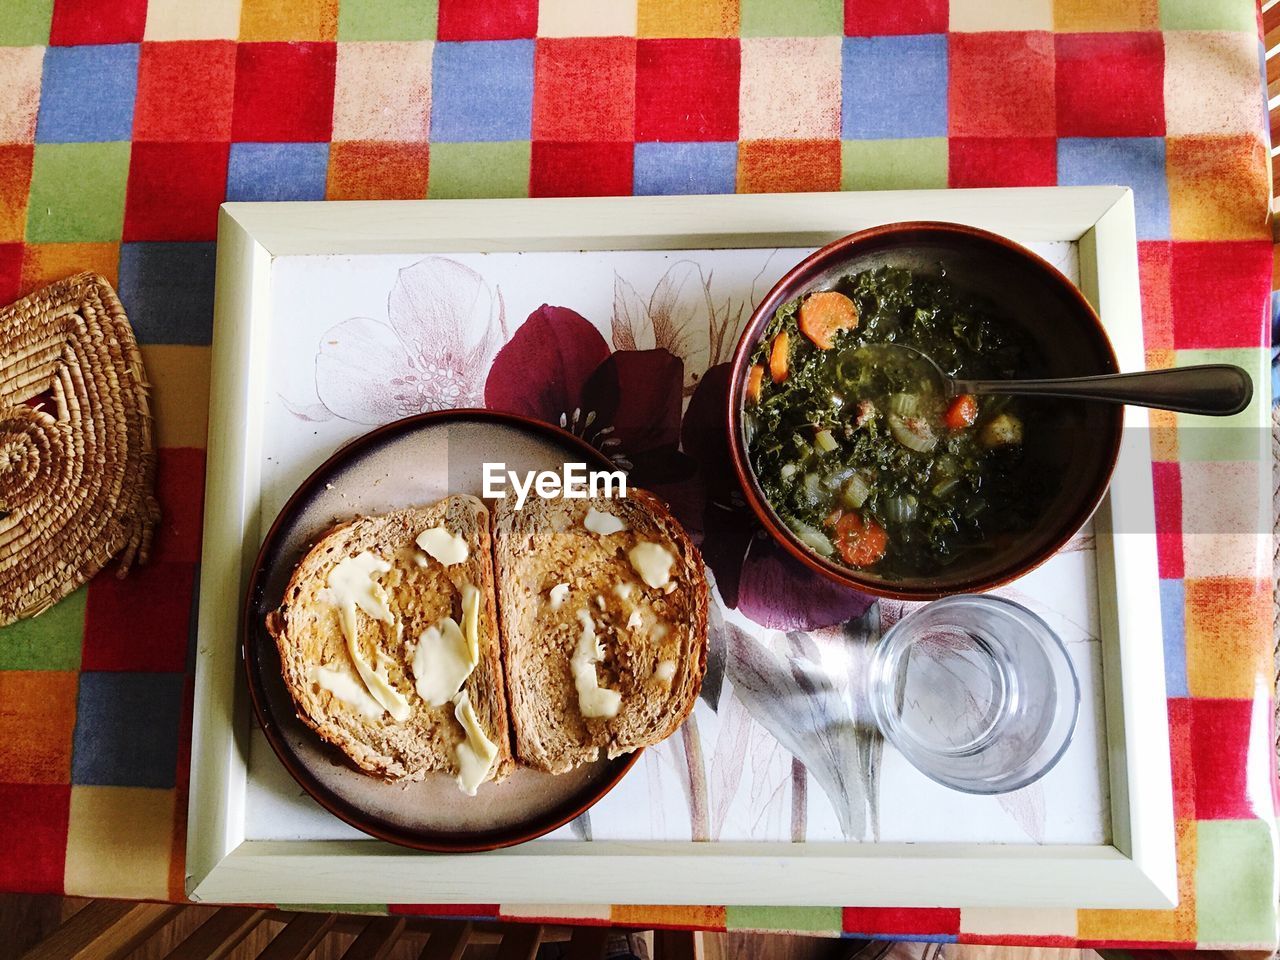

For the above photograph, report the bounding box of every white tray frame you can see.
[190,188,1175,909]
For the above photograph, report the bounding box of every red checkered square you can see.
[843,908,961,937]
[152,448,205,565]
[134,41,237,142]
[1185,697,1256,820]
[949,32,1055,137]
[50,0,146,44]
[534,38,636,142]
[1152,461,1183,579]
[232,42,337,142]
[844,0,947,35]
[0,784,70,894]
[390,904,501,917]
[84,562,195,672]
[174,675,195,800]
[437,0,536,39]
[1170,241,1272,349]
[1139,241,1173,350]
[530,141,633,198]
[0,244,20,305]
[949,137,1056,187]
[1056,33,1164,137]
[635,39,739,142]
[124,142,229,242]
[1167,699,1195,819]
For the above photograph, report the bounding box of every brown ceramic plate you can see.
[243,409,639,852]
[728,222,1123,600]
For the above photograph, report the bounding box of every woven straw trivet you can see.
[0,272,159,626]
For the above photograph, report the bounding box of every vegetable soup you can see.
[744,266,1054,579]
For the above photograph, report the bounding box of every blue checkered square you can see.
[118,242,216,344]
[634,141,737,195]
[72,672,184,788]
[430,40,535,142]
[37,44,139,143]
[1057,137,1171,240]
[1159,577,1188,698]
[842,35,947,140]
[226,142,330,202]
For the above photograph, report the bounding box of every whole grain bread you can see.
[266,495,513,785]
[493,489,708,774]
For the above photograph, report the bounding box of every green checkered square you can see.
[725,906,842,935]
[0,0,53,45]
[1174,348,1268,462]
[428,141,530,199]
[740,0,843,36]
[338,0,438,40]
[842,139,948,191]
[1159,0,1256,31]
[27,142,131,243]
[1196,819,1277,946]
[0,587,85,670]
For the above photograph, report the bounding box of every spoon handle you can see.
[956,364,1253,417]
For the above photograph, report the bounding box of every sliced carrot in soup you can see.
[835,513,888,567]
[798,291,859,350]
[769,331,790,383]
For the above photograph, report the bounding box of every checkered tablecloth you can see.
[0,0,1275,950]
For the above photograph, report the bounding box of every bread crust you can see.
[492,488,709,774]
[266,496,514,785]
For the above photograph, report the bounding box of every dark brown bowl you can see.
[727,222,1123,600]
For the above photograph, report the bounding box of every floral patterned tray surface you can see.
[246,245,1110,846]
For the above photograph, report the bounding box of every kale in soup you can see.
[745,266,1050,580]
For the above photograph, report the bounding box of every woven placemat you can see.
[0,272,159,626]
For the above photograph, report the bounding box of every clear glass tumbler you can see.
[867,595,1080,794]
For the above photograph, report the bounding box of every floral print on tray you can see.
[269,251,1106,845]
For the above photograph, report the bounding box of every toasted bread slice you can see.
[266,495,513,787]
[493,489,708,774]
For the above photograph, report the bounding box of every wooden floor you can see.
[0,894,1098,960]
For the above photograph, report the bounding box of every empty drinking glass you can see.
[867,595,1080,794]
